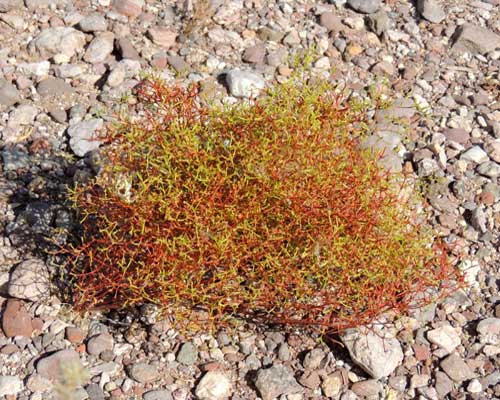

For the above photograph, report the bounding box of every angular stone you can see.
[435,371,453,398]
[477,318,500,344]
[452,24,500,55]
[321,373,342,397]
[417,0,445,23]
[242,44,266,64]
[427,325,461,353]
[67,118,104,157]
[30,27,86,58]
[84,33,114,64]
[0,0,23,12]
[116,37,140,60]
[442,128,469,144]
[460,146,488,163]
[194,371,233,400]
[177,342,198,366]
[2,299,33,337]
[36,349,83,382]
[440,353,475,382]
[7,258,49,302]
[254,365,303,400]
[351,379,382,398]
[77,13,108,32]
[340,327,403,379]
[302,348,325,370]
[143,390,173,400]
[66,327,85,344]
[147,27,177,48]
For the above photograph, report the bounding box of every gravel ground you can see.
[0,0,500,399]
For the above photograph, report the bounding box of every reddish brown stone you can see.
[412,344,431,361]
[2,299,33,337]
[66,326,85,344]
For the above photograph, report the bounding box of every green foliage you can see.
[65,75,462,334]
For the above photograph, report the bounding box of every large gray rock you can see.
[0,79,20,107]
[226,69,265,99]
[7,258,50,301]
[427,325,461,353]
[452,24,500,55]
[30,27,86,58]
[194,371,233,400]
[67,118,104,157]
[177,341,198,365]
[254,365,303,400]
[340,327,403,379]
[417,0,445,23]
[347,0,380,14]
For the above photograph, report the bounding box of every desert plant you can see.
[64,75,462,334]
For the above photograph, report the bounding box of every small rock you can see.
[194,371,233,400]
[452,24,500,55]
[2,299,32,337]
[30,27,86,58]
[67,118,104,157]
[0,376,23,396]
[461,146,489,163]
[36,349,83,381]
[0,79,20,106]
[86,383,105,400]
[87,333,114,356]
[321,373,342,397]
[319,12,343,32]
[167,55,189,74]
[443,128,469,144]
[410,374,430,389]
[116,37,141,60]
[366,11,389,36]
[254,365,303,400]
[341,327,403,379]
[8,104,38,128]
[242,44,266,64]
[66,327,85,343]
[177,341,198,365]
[143,390,174,400]
[127,362,159,383]
[417,0,445,23]
[107,64,126,87]
[226,69,265,99]
[477,161,500,178]
[346,0,380,14]
[7,258,50,301]
[298,370,321,389]
[467,378,482,393]
[371,61,395,76]
[435,371,453,398]
[77,13,108,32]
[477,318,500,344]
[84,33,114,64]
[37,77,74,97]
[147,27,177,48]
[17,61,50,79]
[302,348,325,370]
[440,353,475,382]
[427,325,461,353]
[0,0,23,12]
[112,0,144,17]
[351,379,381,397]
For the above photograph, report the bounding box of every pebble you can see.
[0,0,23,12]
[0,79,20,107]
[476,318,500,344]
[77,13,108,32]
[346,0,380,14]
[225,69,265,98]
[147,27,177,48]
[452,24,500,55]
[460,146,489,163]
[194,371,233,400]
[440,353,475,382]
[177,341,198,365]
[7,258,50,301]
[36,349,83,381]
[417,0,445,23]
[127,362,159,383]
[30,27,86,58]
[0,376,23,396]
[341,327,404,379]
[321,373,343,397]
[84,32,115,64]
[112,0,144,17]
[2,299,33,337]
[37,77,74,97]
[87,333,114,356]
[67,118,104,157]
[426,325,461,353]
[142,390,174,400]
[351,379,381,397]
[254,365,303,400]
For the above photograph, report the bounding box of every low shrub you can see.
[65,75,462,333]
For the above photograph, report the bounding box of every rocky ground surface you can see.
[0,0,499,399]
